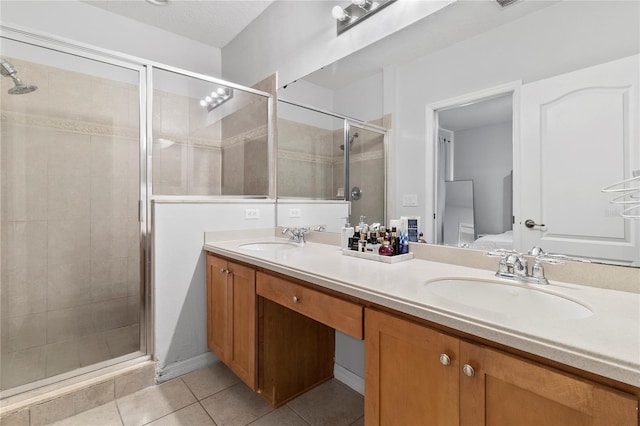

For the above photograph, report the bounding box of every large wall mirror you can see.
[276,0,639,267]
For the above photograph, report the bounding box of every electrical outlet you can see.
[288,208,301,218]
[402,194,418,207]
[245,208,260,219]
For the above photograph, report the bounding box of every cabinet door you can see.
[460,341,639,426]
[365,308,460,426]
[206,254,228,361]
[227,261,257,389]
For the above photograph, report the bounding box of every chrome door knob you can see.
[439,354,451,366]
[462,364,475,377]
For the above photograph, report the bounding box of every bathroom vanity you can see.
[203,231,640,425]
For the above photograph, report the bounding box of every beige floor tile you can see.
[146,403,215,426]
[250,406,309,426]
[201,382,273,426]
[181,361,240,400]
[48,401,122,426]
[287,380,363,426]
[116,378,196,426]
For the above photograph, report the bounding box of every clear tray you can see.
[341,248,413,264]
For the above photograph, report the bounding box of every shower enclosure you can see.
[276,99,388,226]
[0,37,146,395]
[0,26,273,399]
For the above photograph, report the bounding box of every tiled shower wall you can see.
[152,75,270,197]
[277,114,389,225]
[0,58,141,390]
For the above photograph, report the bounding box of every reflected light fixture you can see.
[146,0,169,5]
[200,87,234,112]
[332,0,396,35]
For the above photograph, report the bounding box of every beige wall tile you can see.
[1,124,49,178]
[188,145,221,195]
[102,325,139,358]
[154,91,189,138]
[0,408,29,426]
[47,304,95,344]
[47,174,91,221]
[114,363,156,398]
[90,218,129,259]
[48,400,122,426]
[2,312,47,352]
[0,347,45,389]
[90,135,134,178]
[1,174,48,221]
[90,79,131,127]
[77,334,111,367]
[93,298,133,333]
[30,380,114,426]
[47,219,90,266]
[47,131,91,177]
[90,176,129,219]
[47,262,92,310]
[1,263,48,319]
[1,220,47,274]
[44,339,81,377]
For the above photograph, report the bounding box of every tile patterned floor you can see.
[46,362,364,426]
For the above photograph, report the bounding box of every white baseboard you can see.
[156,352,218,383]
[334,363,364,396]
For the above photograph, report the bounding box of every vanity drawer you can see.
[256,272,364,339]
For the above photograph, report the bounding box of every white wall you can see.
[333,72,384,122]
[393,1,640,235]
[152,201,275,379]
[222,0,454,87]
[276,202,349,233]
[454,122,512,235]
[0,0,221,76]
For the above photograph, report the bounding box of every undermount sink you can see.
[425,278,593,321]
[239,241,300,251]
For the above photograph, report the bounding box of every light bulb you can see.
[351,0,372,8]
[332,5,350,21]
[199,100,207,107]
[205,96,212,103]
[211,92,219,99]
[217,87,227,96]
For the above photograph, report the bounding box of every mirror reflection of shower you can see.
[340,132,358,151]
[1,58,38,94]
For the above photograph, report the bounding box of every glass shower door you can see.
[346,122,387,226]
[0,38,145,394]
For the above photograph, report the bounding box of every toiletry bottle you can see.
[399,231,409,254]
[358,233,367,252]
[341,218,354,250]
[351,230,360,251]
[390,227,398,256]
[379,237,394,256]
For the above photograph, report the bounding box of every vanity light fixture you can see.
[146,0,169,5]
[200,87,234,112]
[496,0,518,6]
[332,0,396,35]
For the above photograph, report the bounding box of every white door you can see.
[518,55,639,265]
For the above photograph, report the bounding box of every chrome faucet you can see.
[282,227,310,243]
[489,249,550,285]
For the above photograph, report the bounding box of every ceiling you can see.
[82,0,274,48]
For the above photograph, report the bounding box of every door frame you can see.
[425,81,522,247]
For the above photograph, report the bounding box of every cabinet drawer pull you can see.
[292,296,299,304]
[439,354,451,366]
[462,364,475,377]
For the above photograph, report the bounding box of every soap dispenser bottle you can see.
[341,217,354,250]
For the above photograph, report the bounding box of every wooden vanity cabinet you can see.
[365,308,638,426]
[206,253,257,390]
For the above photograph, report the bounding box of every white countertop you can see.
[203,235,640,387]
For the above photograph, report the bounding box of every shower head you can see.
[340,132,359,151]
[1,59,37,95]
